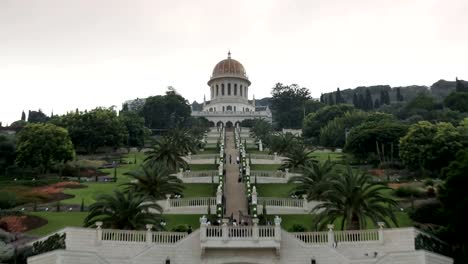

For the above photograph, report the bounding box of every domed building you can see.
[192,52,272,128]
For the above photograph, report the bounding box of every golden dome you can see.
[211,52,248,80]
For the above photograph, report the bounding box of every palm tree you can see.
[144,136,187,172]
[84,190,162,230]
[167,128,199,155]
[288,159,335,201]
[312,167,398,230]
[125,162,184,200]
[280,145,315,172]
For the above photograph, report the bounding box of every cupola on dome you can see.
[211,52,248,81]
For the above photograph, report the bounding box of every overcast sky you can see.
[1,0,467,125]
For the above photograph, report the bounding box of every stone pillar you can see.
[285,168,290,179]
[188,152,192,161]
[216,185,222,205]
[252,186,257,205]
[165,194,171,212]
[222,219,229,242]
[327,224,335,247]
[252,218,259,241]
[218,164,223,176]
[302,194,308,212]
[199,216,207,242]
[274,216,282,242]
[178,168,184,179]
[259,140,263,151]
[378,222,385,244]
[146,224,153,244]
[95,221,103,245]
[246,166,250,176]
[274,152,278,161]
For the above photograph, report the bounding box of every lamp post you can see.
[113,161,117,182]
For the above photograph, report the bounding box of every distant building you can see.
[192,52,272,128]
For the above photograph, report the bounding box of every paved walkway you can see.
[224,130,248,221]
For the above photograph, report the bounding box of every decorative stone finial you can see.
[95,221,103,229]
[377,222,385,229]
[228,50,231,59]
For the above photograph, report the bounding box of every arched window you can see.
[244,87,247,98]
[226,105,232,111]
[234,84,237,95]
[222,106,225,112]
[216,85,219,96]
[246,108,249,112]
[222,84,225,96]
[228,83,231,95]
[211,86,214,98]
[234,106,236,111]
[240,85,243,96]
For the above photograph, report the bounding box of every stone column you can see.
[246,166,250,176]
[259,140,263,151]
[146,224,153,244]
[252,186,257,205]
[95,221,103,245]
[178,168,184,179]
[165,194,171,212]
[222,219,229,242]
[199,216,207,242]
[302,194,308,212]
[188,152,192,161]
[216,185,222,205]
[274,216,282,242]
[252,218,259,242]
[378,222,385,244]
[327,224,335,247]
[285,168,290,180]
[274,152,278,161]
[218,164,223,176]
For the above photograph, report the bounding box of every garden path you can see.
[224,130,248,222]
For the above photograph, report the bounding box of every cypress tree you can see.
[335,88,343,104]
[328,93,335,105]
[384,90,391,104]
[80,198,85,212]
[380,91,386,105]
[396,87,404,101]
[365,89,373,110]
[358,94,365,110]
[352,93,358,107]
[21,111,26,121]
[56,201,61,212]
[374,98,381,109]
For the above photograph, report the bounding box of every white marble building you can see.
[192,52,272,128]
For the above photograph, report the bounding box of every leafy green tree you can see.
[0,135,15,174]
[439,150,468,261]
[268,132,302,155]
[335,88,345,104]
[119,111,147,150]
[444,92,468,112]
[144,136,187,172]
[53,107,127,154]
[280,145,315,172]
[303,104,356,144]
[312,167,398,230]
[249,118,272,144]
[27,110,49,123]
[399,121,463,174]
[270,83,311,129]
[141,91,191,129]
[288,159,335,201]
[319,111,368,148]
[396,87,404,101]
[84,190,162,230]
[167,128,199,155]
[344,116,407,161]
[16,123,74,173]
[125,162,184,200]
[186,117,210,140]
[304,100,325,115]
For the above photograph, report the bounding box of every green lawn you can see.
[279,212,413,231]
[182,183,216,197]
[198,149,218,154]
[163,214,203,231]
[309,151,344,163]
[27,212,88,236]
[256,184,297,198]
[204,143,218,149]
[250,164,281,171]
[189,164,218,171]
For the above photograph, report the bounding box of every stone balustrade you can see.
[292,232,328,244]
[169,197,216,207]
[250,170,286,178]
[189,154,218,160]
[182,170,218,177]
[334,229,380,243]
[258,197,304,208]
[99,226,187,245]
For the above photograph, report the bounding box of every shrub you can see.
[290,224,306,232]
[426,187,436,198]
[408,201,445,225]
[394,186,425,198]
[0,191,17,209]
[171,224,188,232]
[424,179,434,187]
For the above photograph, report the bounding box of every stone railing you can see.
[189,154,218,160]
[97,224,187,245]
[292,232,328,244]
[192,111,271,117]
[258,197,304,208]
[182,170,218,177]
[250,170,286,178]
[250,154,275,160]
[334,229,380,243]
[169,197,216,207]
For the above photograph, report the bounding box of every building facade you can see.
[192,52,272,128]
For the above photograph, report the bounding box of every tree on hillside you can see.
[125,162,184,200]
[27,110,49,123]
[52,107,127,154]
[16,123,74,173]
[335,88,345,104]
[250,118,272,144]
[144,136,187,172]
[312,167,398,230]
[327,93,334,106]
[21,111,26,121]
[0,135,16,173]
[455,77,468,92]
[288,159,335,201]
[302,104,356,144]
[304,100,325,115]
[344,116,407,162]
[141,91,191,129]
[352,93,358,108]
[399,121,463,175]
[270,83,311,129]
[396,87,404,101]
[119,111,148,150]
[268,132,302,155]
[319,111,368,148]
[84,190,162,230]
[444,92,468,112]
[364,89,373,111]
